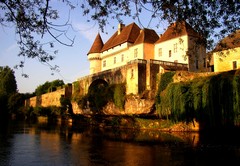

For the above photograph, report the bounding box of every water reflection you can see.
[0,119,240,166]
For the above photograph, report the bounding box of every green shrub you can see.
[72,82,126,113]
[30,106,61,118]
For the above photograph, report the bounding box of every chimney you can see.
[118,23,125,35]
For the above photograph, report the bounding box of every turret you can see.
[87,33,104,74]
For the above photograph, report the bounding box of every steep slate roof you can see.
[155,20,200,44]
[134,28,159,45]
[87,33,104,55]
[101,23,141,52]
[213,30,240,52]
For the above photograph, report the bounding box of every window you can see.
[158,48,162,57]
[121,54,124,62]
[134,48,138,58]
[169,50,172,57]
[203,58,206,68]
[173,43,177,53]
[103,60,106,67]
[114,57,116,64]
[233,61,237,69]
[196,59,198,69]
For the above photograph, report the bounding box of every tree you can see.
[35,79,65,96]
[81,0,239,50]
[0,66,17,115]
[0,66,17,95]
[0,0,75,76]
[8,93,25,115]
[0,0,239,67]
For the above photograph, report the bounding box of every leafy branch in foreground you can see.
[81,0,239,50]
[0,0,239,75]
[0,0,76,76]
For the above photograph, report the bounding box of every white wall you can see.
[154,36,189,64]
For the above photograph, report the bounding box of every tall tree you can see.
[0,66,17,95]
[0,66,17,115]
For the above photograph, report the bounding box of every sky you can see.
[0,1,167,93]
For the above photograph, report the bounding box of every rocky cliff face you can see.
[72,97,155,115]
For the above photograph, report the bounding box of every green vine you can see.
[113,83,126,109]
[156,70,240,128]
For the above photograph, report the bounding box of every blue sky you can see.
[0,1,167,93]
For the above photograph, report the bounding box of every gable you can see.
[134,28,159,45]
[213,30,240,52]
[155,20,201,44]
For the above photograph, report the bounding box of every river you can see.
[0,118,240,166]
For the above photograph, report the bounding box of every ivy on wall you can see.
[113,83,126,110]
[72,82,126,114]
[156,70,240,129]
[155,71,175,115]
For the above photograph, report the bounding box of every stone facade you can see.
[88,21,207,75]
[74,59,187,96]
[25,84,72,108]
[72,98,155,115]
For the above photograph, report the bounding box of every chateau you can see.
[88,21,207,75]
[26,21,210,113]
[25,21,240,115]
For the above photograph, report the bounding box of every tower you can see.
[87,33,104,74]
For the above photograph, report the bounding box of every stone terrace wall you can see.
[25,88,65,108]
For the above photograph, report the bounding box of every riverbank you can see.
[68,114,199,132]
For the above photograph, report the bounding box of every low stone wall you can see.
[25,89,65,107]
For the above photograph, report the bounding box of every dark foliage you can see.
[35,79,64,96]
[73,82,126,114]
[0,66,17,115]
[156,70,240,129]
[81,0,240,50]
[0,0,75,75]
[60,96,73,116]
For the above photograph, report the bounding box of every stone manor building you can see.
[88,21,207,75]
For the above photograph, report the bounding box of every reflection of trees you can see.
[3,119,240,165]
[0,119,13,166]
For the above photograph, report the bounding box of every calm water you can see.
[0,119,240,166]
